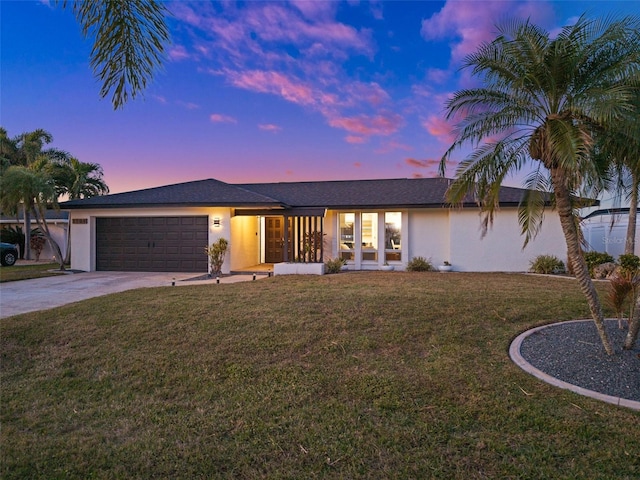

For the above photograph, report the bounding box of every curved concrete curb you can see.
[509,319,640,411]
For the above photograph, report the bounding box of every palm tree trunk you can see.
[551,167,614,355]
[624,294,640,349]
[23,203,31,260]
[624,172,638,255]
[33,203,65,271]
[64,223,72,265]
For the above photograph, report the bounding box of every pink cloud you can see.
[346,135,367,144]
[353,162,362,168]
[229,70,316,106]
[177,101,200,110]
[426,68,450,84]
[422,115,455,143]
[259,124,282,132]
[344,82,390,107]
[210,113,237,124]
[329,112,403,136]
[405,158,440,169]
[421,1,554,63]
[375,139,413,154]
[290,0,336,21]
[244,4,374,57]
[168,45,190,61]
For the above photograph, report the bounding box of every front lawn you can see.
[1,272,638,479]
[0,263,62,283]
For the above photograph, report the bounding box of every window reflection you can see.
[339,213,355,261]
[385,212,401,262]
[362,213,378,261]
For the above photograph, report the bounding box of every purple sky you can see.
[2,1,638,194]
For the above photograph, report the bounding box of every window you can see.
[384,212,401,262]
[361,213,378,261]
[339,213,355,261]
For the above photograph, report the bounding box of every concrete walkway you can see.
[0,271,268,319]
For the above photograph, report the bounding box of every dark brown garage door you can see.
[96,216,209,272]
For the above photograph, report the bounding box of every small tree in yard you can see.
[439,15,640,354]
[206,238,228,276]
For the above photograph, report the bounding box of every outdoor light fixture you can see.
[213,217,221,227]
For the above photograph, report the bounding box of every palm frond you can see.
[59,0,170,110]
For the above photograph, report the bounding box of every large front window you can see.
[339,213,355,261]
[361,213,378,261]
[385,212,401,262]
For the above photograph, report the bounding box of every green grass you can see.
[1,272,638,479]
[0,263,62,283]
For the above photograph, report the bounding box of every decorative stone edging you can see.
[509,320,640,411]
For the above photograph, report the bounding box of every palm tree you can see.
[56,0,170,110]
[1,129,60,259]
[599,92,640,255]
[49,157,110,263]
[50,157,109,200]
[439,16,640,355]
[0,165,65,270]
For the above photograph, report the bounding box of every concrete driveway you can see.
[0,271,262,319]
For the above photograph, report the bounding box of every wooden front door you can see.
[265,217,291,263]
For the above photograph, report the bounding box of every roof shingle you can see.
[61,177,541,210]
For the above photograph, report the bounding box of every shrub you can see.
[205,238,228,276]
[406,256,433,272]
[583,251,614,276]
[30,229,47,261]
[618,253,640,276]
[324,257,346,274]
[529,254,565,274]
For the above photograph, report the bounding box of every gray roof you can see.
[237,177,529,209]
[61,176,547,210]
[1,210,69,222]
[61,178,284,209]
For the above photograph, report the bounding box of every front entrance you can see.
[264,216,291,263]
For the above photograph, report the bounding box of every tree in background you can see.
[440,15,640,354]
[0,129,64,259]
[0,164,65,269]
[56,0,170,110]
[50,157,110,263]
[0,129,109,268]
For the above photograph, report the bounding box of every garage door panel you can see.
[96,216,209,272]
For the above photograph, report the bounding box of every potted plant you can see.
[380,260,394,271]
[438,261,452,272]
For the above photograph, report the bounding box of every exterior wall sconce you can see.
[213,217,221,227]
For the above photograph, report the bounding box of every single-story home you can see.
[61,177,574,274]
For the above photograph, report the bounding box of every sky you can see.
[2,0,639,194]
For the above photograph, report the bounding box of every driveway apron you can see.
[0,272,252,318]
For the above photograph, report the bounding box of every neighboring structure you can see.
[581,208,640,258]
[0,211,69,261]
[61,177,573,274]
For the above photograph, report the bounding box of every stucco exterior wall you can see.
[69,207,233,272]
[230,215,260,270]
[448,208,566,271]
[407,209,450,267]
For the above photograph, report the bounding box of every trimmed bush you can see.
[618,253,640,276]
[324,257,346,274]
[406,256,433,272]
[529,254,565,274]
[583,251,614,276]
